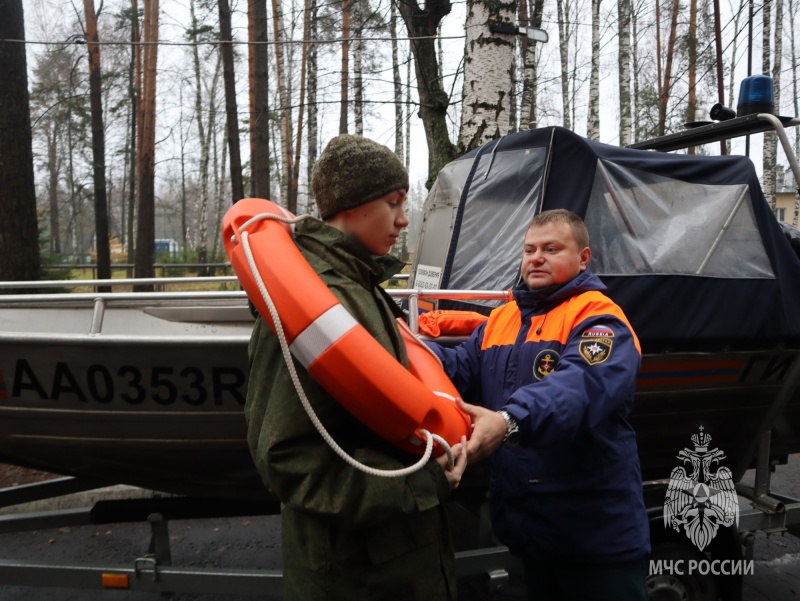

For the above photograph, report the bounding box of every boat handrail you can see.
[0,285,510,336]
[0,273,410,292]
[0,287,507,305]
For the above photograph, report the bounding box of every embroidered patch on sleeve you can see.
[579,338,613,365]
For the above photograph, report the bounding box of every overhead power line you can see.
[0,33,465,47]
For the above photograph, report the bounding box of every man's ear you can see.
[579,247,591,271]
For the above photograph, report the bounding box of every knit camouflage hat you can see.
[312,134,409,220]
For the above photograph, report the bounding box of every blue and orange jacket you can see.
[430,270,651,562]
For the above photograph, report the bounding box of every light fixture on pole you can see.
[488,23,549,43]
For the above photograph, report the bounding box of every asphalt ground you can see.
[0,457,799,600]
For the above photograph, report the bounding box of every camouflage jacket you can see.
[245,218,456,600]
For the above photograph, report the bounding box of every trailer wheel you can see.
[646,541,718,601]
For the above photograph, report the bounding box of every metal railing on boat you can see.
[0,276,509,337]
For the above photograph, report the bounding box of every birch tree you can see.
[272,0,292,204]
[459,0,517,151]
[306,0,318,210]
[618,0,632,145]
[790,0,800,225]
[352,0,364,135]
[686,0,698,153]
[556,0,572,130]
[188,0,220,267]
[587,0,601,139]
[762,0,777,210]
[390,0,404,158]
[339,0,351,133]
[519,0,544,130]
[290,0,311,212]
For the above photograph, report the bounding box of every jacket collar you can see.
[512,269,606,313]
[295,218,405,285]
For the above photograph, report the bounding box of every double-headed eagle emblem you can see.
[663,427,739,551]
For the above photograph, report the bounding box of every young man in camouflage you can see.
[245,134,466,600]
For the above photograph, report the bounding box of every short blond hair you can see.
[526,209,590,249]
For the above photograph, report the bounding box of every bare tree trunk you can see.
[291,0,311,213]
[339,0,351,134]
[520,0,544,129]
[769,0,782,204]
[459,0,516,151]
[249,0,271,199]
[47,124,61,254]
[391,0,404,157]
[631,0,642,141]
[397,0,457,186]
[726,0,746,154]
[179,86,188,258]
[713,0,726,154]
[352,0,363,135]
[405,55,411,169]
[556,0,571,130]
[655,0,662,119]
[658,0,680,136]
[134,0,158,287]
[217,0,244,203]
[762,0,777,210]
[790,0,800,225]
[189,0,208,265]
[82,0,111,285]
[569,1,580,130]
[618,0,632,145]
[271,0,292,206]
[587,0,601,139]
[686,0,697,154]
[306,0,318,212]
[196,58,222,273]
[0,0,41,285]
[127,0,139,269]
[211,123,229,262]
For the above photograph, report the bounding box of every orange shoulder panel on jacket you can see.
[481,302,523,350]
[481,292,641,353]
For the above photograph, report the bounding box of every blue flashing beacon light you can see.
[737,75,775,116]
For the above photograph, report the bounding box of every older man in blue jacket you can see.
[430,209,650,601]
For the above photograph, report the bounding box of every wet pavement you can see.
[0,457,799,600]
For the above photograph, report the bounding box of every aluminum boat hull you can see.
[1,295,799,497]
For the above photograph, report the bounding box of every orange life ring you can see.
[223,197,471,456]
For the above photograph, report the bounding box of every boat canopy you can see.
[411,126,800,351]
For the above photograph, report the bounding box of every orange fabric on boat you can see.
[418,310,489,338]
[223,197,471,456]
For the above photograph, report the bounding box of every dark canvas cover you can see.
[434,127,800,352]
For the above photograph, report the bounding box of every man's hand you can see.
[458,399,507,464]
[435,435,468,489]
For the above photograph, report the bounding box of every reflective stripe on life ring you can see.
[222,197,472,456]
[290,304,359,369]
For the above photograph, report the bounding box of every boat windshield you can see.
[585,160,774,278]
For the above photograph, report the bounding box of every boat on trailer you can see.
[1,115,800,597]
